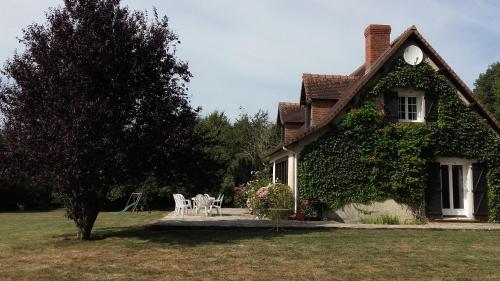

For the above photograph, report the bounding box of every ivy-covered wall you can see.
[298,59,500,222]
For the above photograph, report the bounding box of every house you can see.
[266,24,500,222]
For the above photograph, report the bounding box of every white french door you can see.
[440,161,471,217]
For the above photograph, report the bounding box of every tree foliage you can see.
[0,0,205,239]
[0,132,54,210]
[196,109,279,202]
[474,62,500,121]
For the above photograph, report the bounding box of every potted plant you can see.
[294,211,305,221]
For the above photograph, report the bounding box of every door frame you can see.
[438,158,474,219]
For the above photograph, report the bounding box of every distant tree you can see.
[0,131,53,210]
[195,111,233,192]
[0,0,200,240]
[197,109,279,202]
[196,111,233,166]
[230,110,279,184]
[244,110,280,162]
[474,62,500,120]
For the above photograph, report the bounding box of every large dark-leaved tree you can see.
[0,0,200,240]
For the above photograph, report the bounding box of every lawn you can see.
[0,210,499,280]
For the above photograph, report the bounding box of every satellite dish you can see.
[403,45,423,65]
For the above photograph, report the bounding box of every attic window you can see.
[398,90,425,122]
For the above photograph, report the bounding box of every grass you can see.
[1,210,500,280]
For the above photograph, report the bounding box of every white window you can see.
[398,91,425,122]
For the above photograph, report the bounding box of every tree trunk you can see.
[65,192,100,241]
[75,206,99,240]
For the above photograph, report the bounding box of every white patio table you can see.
[191,196,215,202]
[191,195,215,216]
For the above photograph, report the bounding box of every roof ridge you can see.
[390,25,417,47]
[278,102,301,106]
[302,73,358,79]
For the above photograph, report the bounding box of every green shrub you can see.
[243,170,272,209]
[268,183,294,209]
[232,186,248,208]
[298,200,316,218]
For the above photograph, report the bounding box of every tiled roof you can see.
[302,74,359,100]
[276,26,416,149]
[350,64,365,76]
[278,102,305,124]
[266,25,500,158]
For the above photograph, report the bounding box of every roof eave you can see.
[264,143,285,160]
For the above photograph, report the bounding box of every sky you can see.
[1,0,499,120]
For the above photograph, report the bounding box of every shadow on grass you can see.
[0,209,62,214]
[90,224,328,247]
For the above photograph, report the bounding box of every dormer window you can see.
[398,90,425,122]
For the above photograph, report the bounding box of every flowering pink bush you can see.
[256,185,270,199]
[246,197,255,210]
[247,184,271,212]
[246,183,293,218]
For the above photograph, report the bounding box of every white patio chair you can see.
[193,194,212,216]
[173,194,191,216]
[192,194,202,210]
[173,194,181,215]
[173,194,179,215]
[210,194,224,216]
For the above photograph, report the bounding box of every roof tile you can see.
[278,102,305,124]
[302,74,359,100]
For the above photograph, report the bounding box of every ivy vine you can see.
[298,59,500,222]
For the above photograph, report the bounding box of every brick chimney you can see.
[364,24,391,69]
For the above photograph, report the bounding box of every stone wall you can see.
[327,199,415,224]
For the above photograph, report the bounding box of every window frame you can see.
[397,90,425,123]
[274,157,288,185]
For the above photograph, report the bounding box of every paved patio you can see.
[153,208,500,231]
